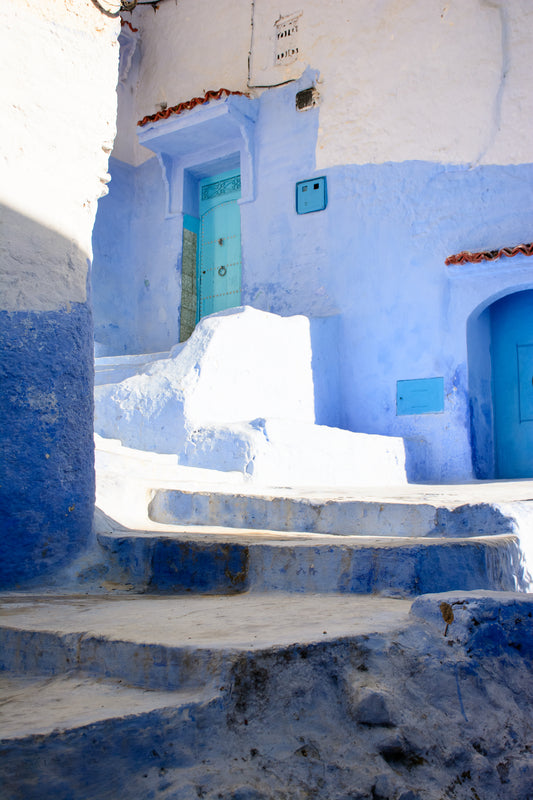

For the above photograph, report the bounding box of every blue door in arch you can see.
[198,169,241,320]
[491,290,533,478]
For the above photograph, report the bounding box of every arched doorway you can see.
[468,288,533,479]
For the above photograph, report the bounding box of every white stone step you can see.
[0,671,221,800]
[147,486,520,537]
[94,350,171,385]
[0,672,214,740]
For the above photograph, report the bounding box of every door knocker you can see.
[218,265,227,277]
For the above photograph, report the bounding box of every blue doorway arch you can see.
[468,288,533,479]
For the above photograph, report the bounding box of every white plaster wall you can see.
[254,0,533,168]
[117,0,251,166]
[121,0,532,168]
[312,0,522,168]
[0,0,119,312]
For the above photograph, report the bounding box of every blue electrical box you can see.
[296,176,327,214]
[397,377,444,415]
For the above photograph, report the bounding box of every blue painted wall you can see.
[94,79,533,480]
[0,304,94,588]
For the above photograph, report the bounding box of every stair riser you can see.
[98,534,526,596]
[0,629,226,691]
[99,535,250,594]
[149,491,515,538]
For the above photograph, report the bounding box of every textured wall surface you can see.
[0,1,119,587]
[95,306,316,450]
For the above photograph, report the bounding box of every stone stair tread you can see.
[149,482,533,505]
[0,592,412,652]
[0,672,214,741]
[147,487,527,538]
[95,530,524,596]
[97,527,517,546]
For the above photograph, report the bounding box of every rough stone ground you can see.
[1,592,533,800]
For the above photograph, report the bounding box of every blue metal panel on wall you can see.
[397,378,444,415]
[296,176,327,214]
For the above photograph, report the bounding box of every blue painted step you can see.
[96,529,527,597]
[0,673,223,800]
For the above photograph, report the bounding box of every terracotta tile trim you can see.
[138,88,249,127]
[120,19,138,32]
[445,242,533,266]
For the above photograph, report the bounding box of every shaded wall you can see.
[92,156,182,355]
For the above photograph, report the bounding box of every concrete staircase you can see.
[2,440,533,798]
[92,479,531,598]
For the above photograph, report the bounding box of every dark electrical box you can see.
[295,87,317,110]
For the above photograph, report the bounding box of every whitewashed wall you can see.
[118,0,532,168]
[0,0,119,311]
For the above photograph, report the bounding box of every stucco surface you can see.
[0,1,119,312]
[92,156,183,354]
[94,307,409,483]
[0,1,118,587]
[95,306,316,447]
[97,150,533,480]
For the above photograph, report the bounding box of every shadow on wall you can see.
[0,204,95,589]
[91,155,183,357]
[309,315,343,429]
[468,300,495,479]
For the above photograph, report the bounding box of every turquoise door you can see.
[198,169,241,320]
[491,290,533,478]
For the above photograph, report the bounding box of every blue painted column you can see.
[0,305,95,588]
